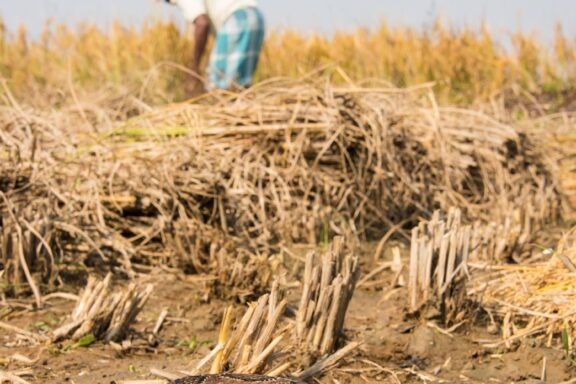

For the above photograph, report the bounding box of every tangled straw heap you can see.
[0,77,559,297]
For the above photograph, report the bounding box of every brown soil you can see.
[1,243,575,384]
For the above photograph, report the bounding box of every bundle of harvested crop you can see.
[295,237,360,357]
[52,273,153,343]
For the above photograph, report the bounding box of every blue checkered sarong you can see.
[208,7,265,90]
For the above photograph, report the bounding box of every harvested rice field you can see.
[1,18,576,384]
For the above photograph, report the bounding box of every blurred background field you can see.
[0,18,575,110]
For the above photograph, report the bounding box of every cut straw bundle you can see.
[52,273,153,343]
[407,203,560,322]
[408,209,470,322]
[295,237,360,356]
[186,283,290,378]
[216,287,288,375]
[485,185,559,262]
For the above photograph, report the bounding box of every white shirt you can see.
[173,0,258,31]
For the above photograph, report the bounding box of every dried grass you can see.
[471,227,576,349]
[295,237,359,357]
[0,77,560,298]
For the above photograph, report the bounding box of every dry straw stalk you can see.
[52,273,153,343]
[295,236,360,356]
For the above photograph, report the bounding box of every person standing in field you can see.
[163,0,265,92]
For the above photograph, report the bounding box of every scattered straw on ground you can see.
[471,227,576,348]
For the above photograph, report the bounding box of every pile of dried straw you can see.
[0,78,559,296]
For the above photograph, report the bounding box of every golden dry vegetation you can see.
[1,18,575,107]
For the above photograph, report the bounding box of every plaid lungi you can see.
[208,7,265,90]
